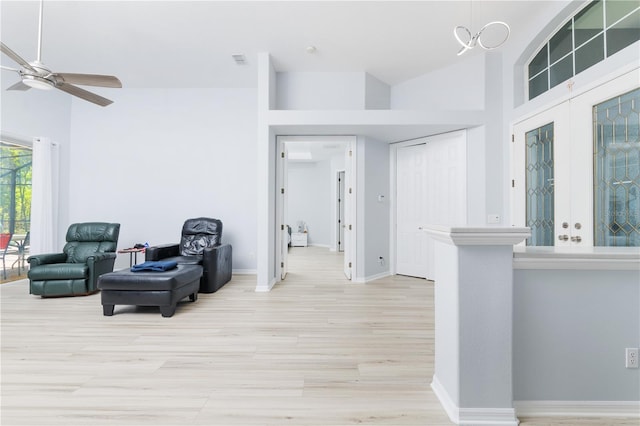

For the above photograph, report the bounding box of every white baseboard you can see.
[254,277,276,292]
[431,375,459,423]
[514,400,640,418]
[232,269,256,275]
[352,271,391,283]
[431,375,519,425]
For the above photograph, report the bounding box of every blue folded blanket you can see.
[131,260,178,272]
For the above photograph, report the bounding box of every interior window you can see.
[527,0,640,100]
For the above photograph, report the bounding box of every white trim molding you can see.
[432,376,519,425]
[513,246,640,271]
[514,401,640,418]
[232,269,257,275]
[425,225,531,246]
[255,277,276,292]
[352,271,392,284]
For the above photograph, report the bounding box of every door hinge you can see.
[348,224,352,230]
[349,150,352,157]
[281,151,285,158]
[349,187,352,194]
[512,134,515,142]
[281,188,285,194]
[348,262,352,268]
[281,262,284,268]
[281,224,284,230]
[512,179,515,188]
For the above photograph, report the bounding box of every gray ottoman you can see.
[97,264,203,317]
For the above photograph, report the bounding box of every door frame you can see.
[275,135,357,282]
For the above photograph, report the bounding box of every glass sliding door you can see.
[593,88,640,246]
[0,142,32,235]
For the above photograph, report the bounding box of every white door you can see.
[337,171,345,252]
[278,141,289,279]
[513,102,571,246]
[395,131,467,280]
[396,143,428,278]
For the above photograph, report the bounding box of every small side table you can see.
[291,232,308,247]
[117,248,146,267]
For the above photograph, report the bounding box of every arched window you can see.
[528,0,639,100]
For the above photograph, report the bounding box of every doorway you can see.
[276,136,356,282]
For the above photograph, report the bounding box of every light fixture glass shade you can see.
[22,75,54,90]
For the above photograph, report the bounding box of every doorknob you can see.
[558,234,569,241]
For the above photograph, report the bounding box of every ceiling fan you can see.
[0,0,121,107]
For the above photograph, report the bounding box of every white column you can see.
[425,226,530,426]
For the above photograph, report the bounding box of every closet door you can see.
[396,143,428,278]
[395,130,467,280]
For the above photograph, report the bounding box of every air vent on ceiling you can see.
[232,54,246,65]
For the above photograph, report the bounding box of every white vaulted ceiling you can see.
[0,1,560,90]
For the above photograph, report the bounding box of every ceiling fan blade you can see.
[55,73,122,88]
[1,65,20,73]
[7,81,32,91]
[0,42,37,73]
[55,82,114,107]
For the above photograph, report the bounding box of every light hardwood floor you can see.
[1,247,636,425]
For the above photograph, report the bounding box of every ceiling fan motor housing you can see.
[20,61,56,89]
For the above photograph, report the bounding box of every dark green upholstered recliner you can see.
[27,222,120,297]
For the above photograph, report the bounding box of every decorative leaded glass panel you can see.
[594,87,640,246]
[526,123,555,246]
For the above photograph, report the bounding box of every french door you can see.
[512,69,640,247]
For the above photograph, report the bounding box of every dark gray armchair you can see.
[27,222,120,297]
[145,217,232,293]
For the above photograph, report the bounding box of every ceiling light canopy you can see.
[454,21,510,56]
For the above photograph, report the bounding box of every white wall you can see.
[391,54,485,110]
[287,160,332,247]
[513,268,640,401]
[276,71,391,110]
[364,73,391,110]
[67,88,258,272]
[357,136,390,280]
[276,72,365,110]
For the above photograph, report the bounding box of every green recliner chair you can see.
[27,222,120,297]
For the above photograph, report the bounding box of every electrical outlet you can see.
[625,348,638,369]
